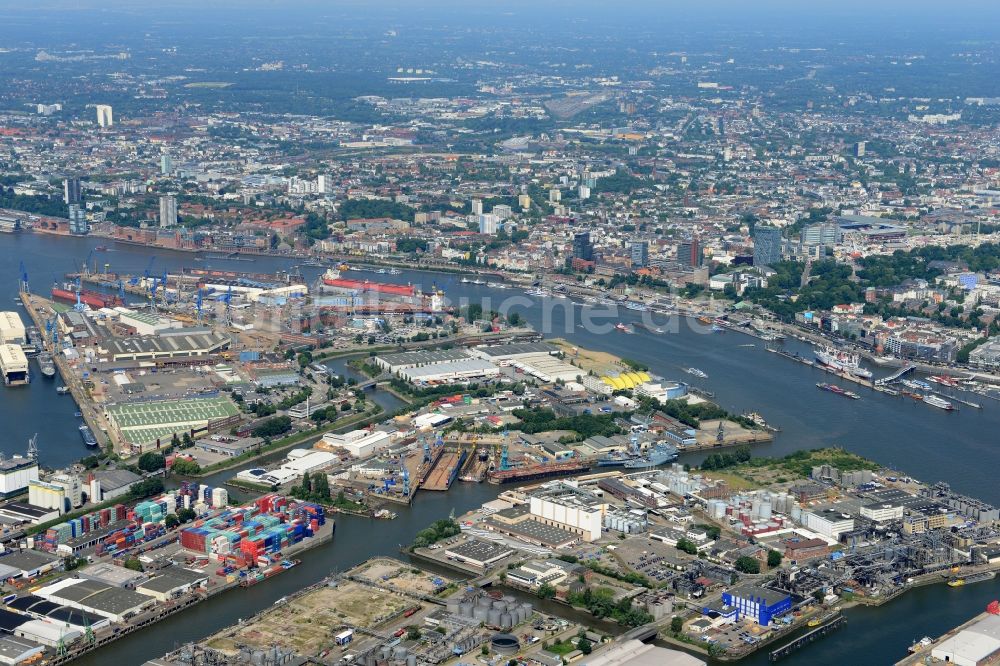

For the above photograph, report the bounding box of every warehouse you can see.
[715,583,793,627]
[116,310,175,336]
[0,635,45,664]
[931,612,1000,666]
[100,329,231,362]
[321,429,391,458]
[34,578,156,623]
[104,395,240,452]
[470,342,559,364]
[0,502,59,525]
[79,562,145,588]
[580,639,705,666]
[0,551,61,580]
[398,358,500,384]
[13,620,81,648]
[511,354,582,383]
[443,539,514,569]
[135,567,208,602]
[5,596,109,633]
[528,484,607,542]
[374,349,472,373]
[801,506,855,539]
[0,312,25,345]
[279,449,338,476]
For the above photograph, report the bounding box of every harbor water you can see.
[0,233,997,663]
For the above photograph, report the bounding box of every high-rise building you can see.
[677,239,701,268]
[95,104,113,128]
[800,223,839,247]
[492,204,512,220]
[478,214,498,235]
[471,199,483,216]
[159,194,178,228]
[63,177,81,205]
[753,226,782,267]
[630,241,649,268]
[854,141,866,158]
[68,204,89,235]
[572,231,593,262]
[160,153,173,176]
[549,188,562,203]
[518,194,531,210]
[317,174,331,194]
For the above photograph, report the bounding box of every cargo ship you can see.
[79,424,98,448]
[51,286,122,309]
[814,345,873,380]
[322,269,415,297]
[947,571,995,587]
[923,394,955,411]
[37,352,55,379]
[816,383,860,399]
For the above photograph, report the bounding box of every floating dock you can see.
[488,460,591,484]
[769,614,845,661]
[0,343,29,386]
[423,448,468,491]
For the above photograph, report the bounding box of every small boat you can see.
[711,324,725,333]
[909,637,934,653]
[615,323,629,332]
[56,386,70,395]
[388,268,402,275]
[807,618,823,628]
[685,367,708,379]
[697,315,712,324]
[525,288,550,297]
[94,245,108,252]
[816,383,860,399]
[74,411,82,417]
[460,277,472,283]
[654,328,665,334]
[79,424,98,448]
[472,279,485,285]
[948,571,994,586]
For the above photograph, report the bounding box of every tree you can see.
[137,452,166,472]
[301,470,312,494]
[670,616,684,634]
[767,550,783,568]
[734,556,761,574]
[181,432,194,448]
[312,473,331,500]
[578,638,592,655]
[165,513,180,529]
[171,459,202,475]
[177,507,197,523]
[171,433,181,449]
[675,538,698,555]
[537,583,556,599]
[406,626,421,641]
[123,557,143,572]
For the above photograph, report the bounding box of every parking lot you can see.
[612,536,695,584]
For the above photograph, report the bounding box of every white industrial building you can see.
[802,507,855,539]
[859,502,904,523]
[397,358,500,384]
[0,344,29,385]
[14,620,82,648]
[931,611,1000,666]
[116,310,176,336]
[374,349,472,373]
[28,481,65,514]
[321,429,391,458]
[280,449,337,476]
[0,312,25,345]
[0,457,39,499]
[528,483,607,542]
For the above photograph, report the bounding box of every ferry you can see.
[814,346,873,380]
[685,367,708,379]
[79,424,98,448]
[923,395,955,411]
[816,383,860,399]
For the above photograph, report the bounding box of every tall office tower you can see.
[478,214,499,235]
[160,153,173,175]
[518,194,531,210]
[471,199,483,216]
[578,185,591,200]
[677,238,702,268]
[317,174,331,194]
[68,204,89,235]
[95,105,114,127]
[855,141,866,158]
[630,241,649,268]
[63,177,81,205]
[159,194,178,228]
[572,231,593,261]
[549,188,562,203]
[753,226,783,267]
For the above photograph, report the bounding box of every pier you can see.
[769,614,846,661]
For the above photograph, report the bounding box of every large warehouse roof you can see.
[932,613,1000,666]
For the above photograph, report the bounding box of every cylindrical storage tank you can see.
[493,601,505,610]
[381,646,392,660]
[791,505,802,522]
[406,656,416,666]
[459,601,473,617]
[365,653,376,666]
[500,613,512,629]
[760,502,772,520]
[520,602,533,619]
[477,596,492,609]
[473,606,489,622]
[393,647,407,660]
[446,598,461,613]
[503,596,516,606]
[488,609,502,626]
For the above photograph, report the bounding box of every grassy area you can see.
[718,447,881,484]
[701,470,760,491]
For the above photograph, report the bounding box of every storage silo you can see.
[459,601,473,617]
[759,501,772,521]
[473,606,489,622]
[790,505,802,523]
[500,613,513,630]
[381,646,392,660]
[406,655,416,666]
[520,602,533,620]
[393,647,407,661]
[488,608,502,626]
[493,600,505,610]
[477,596,492,609]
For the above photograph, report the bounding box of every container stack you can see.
[38,503,128,551]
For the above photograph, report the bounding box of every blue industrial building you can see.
[712,584,792,626]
